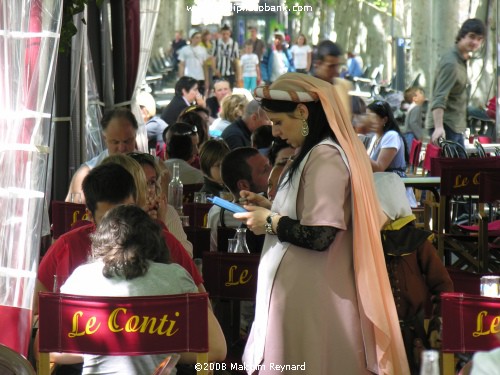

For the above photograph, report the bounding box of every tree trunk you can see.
[410,0,432,91]
[426,0,459,97]
[151,0,189,61]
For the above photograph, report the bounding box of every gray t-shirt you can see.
[61,260,197,375]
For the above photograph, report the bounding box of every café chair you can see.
[441,292,500,375]
[184,226,211,258]
[0,344,35,375]
[406,139,423,175]
[477,135,492,144]
[202,252,259,348]
[431,158,500,271]
[183,184,204,203]
[422,142,442,176]
[478,171,500,271]
[50,201,88,239]
[183,202,212,227]
[474,140,487,158]
[217,227,237,253]
[37,292,210,375]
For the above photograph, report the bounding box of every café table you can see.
[465,142,500,155]
[401,176,441,201]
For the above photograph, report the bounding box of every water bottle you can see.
[234,228,251,253]
[168,162,183,215]
[419,350,440,375]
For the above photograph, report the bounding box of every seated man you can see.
[207,147,271,252]
[65,108,138,203]
[35,163,204,313]
[221,100,271,150]
[164,134,204,184]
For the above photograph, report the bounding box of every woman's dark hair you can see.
[91,205,170,280]
[101,107,138,131]
[178,110,208,145]
[174,76,198,97]
[260,99,336,184]
[168,134,194,161]
[199,138,230,177]
[251,125,273,149]
[367,100,408,162]
[267,138,290,166]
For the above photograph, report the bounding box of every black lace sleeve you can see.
[276,216,338,251]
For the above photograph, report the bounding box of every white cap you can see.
[137,91,157,117]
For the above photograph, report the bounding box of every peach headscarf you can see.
[255,73,410,375]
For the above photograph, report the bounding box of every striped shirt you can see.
[213,38,240,76]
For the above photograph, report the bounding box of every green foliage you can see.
[370,0,389,11]
[59,0,107,53]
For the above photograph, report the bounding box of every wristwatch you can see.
[265,212,279,235]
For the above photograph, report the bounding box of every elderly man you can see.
[221,100,272,149]
[65,108,137,203]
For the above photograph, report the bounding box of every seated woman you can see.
[367,100,417,207]
[178,107,210,147]
[198,138,231,196]
[128,151,194,257]
[209,94,248,137]
[60,204,226,374]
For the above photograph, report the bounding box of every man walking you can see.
[426,18,485,146]
[212,25,240,88]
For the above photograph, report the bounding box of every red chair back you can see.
[445,267,482,295]
[430,157,500,178]
[202,253,259,300]
[184,226,211,258]
[477,135,492,144]
[51,201,88,239]
[183,184,204,203]
[409,139,423,169]
[183,202,212,227]
[479,171,500,203]
[38,292,209,375]
[422,143,442,173]
[442,292,500,353]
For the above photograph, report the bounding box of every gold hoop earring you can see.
[301,119,309,137]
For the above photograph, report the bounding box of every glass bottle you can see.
[168,162,183,215]
[234,228,251,254]
[419,350,440,375]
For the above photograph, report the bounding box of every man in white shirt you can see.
[177,31,209,95]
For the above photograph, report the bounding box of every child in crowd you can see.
[240,41,261,91]
[402,87,427,148]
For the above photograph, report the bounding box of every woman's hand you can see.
[239,190,272,209]
[233,205,271,235]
